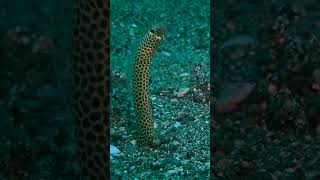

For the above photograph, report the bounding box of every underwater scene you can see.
[110,0,210,179]
[0,0,82,179]
[4,0,320,179]
[212,0,320,179]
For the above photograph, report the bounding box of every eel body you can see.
[133,25,166,146]
[72,0,109,179]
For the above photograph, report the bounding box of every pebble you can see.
[131,24,137,28]
[161,51,171,56]
[179,72,190,77]
[182,160,189,165]
[177,87,190,97]
[110,145,120,155]
[119,127,125,132]
[165,168,183,177]
[313,68,320,83]
[165,122,182,133]
[312,83,320,91]
[171,98,178,103]
[153,138,160,145]
[154,122,158,129]
[268,83,278,96]
[174,122,182,128]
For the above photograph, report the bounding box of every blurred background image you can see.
[0,0,80,179]
[211,1,320,179]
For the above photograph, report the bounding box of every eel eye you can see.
[149,29,155,34]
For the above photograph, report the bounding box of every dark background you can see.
[211,0,320,179]
[0,0,80,179]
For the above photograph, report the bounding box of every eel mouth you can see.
[150,25,166,40]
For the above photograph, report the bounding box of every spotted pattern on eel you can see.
[72,0,109,179]
[133,25,166,146]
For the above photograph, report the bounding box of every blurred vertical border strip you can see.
[106,0,111,177]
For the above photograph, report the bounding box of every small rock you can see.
[312,83,320,91]
[130,140,136,145]
[221,35,256,50]
[182,160,189,165]
[241,160,252,168]
[176,87,190,97]
[313,68,320,83]
[165,168,183,177]
[32,36,53,53]
[179,72,190,78]
[216,83,255,114]
[268,83,278,96]
[131,24,137,28]
[174,122,182,128]
[153,138,160,145]
[161,51,171,56]
[166,169,178,176]
[166,122,182,133]
[110,145,120,155]
[171,98,178,103]
[119,127,125,132]
[154,122,158,129]
[110,128,115,135]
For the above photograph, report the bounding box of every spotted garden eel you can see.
[72,0,109,179]
[133,25,166,146]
